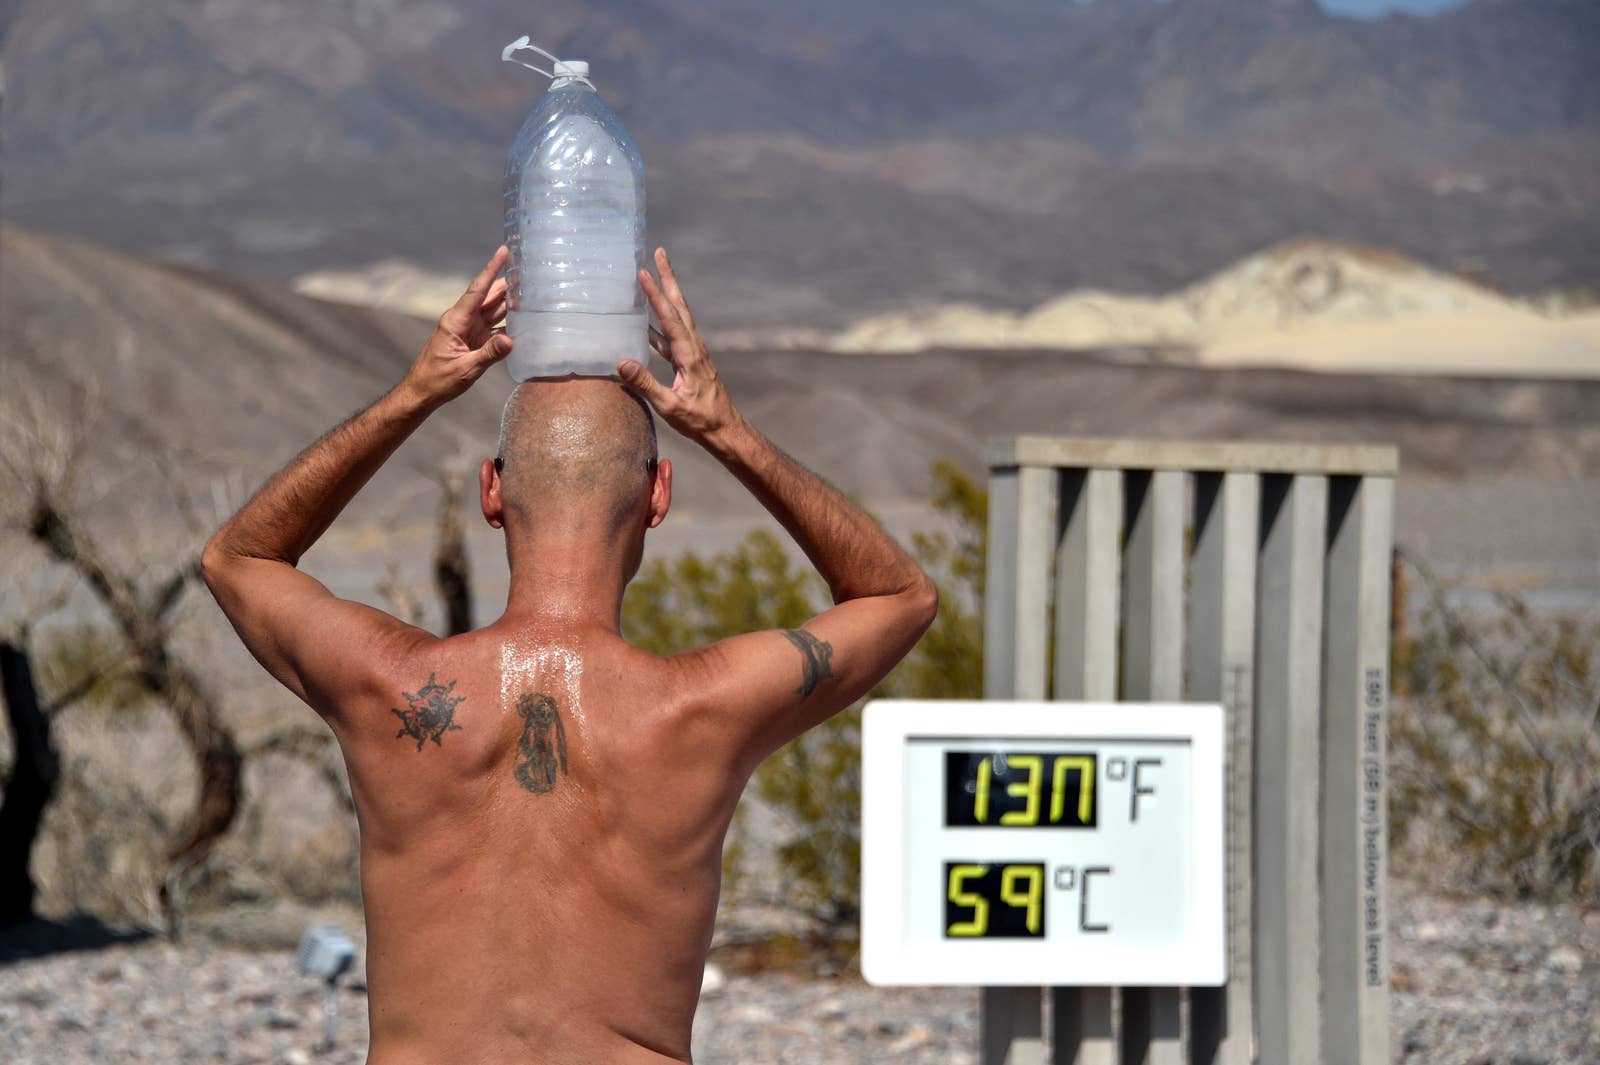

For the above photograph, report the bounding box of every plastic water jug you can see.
[501,37,646,379]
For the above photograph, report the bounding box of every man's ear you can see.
[647,457,672,530]
[480,458,505,530]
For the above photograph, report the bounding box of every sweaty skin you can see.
[203,247,937,1063]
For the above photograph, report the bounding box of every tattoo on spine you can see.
[514,693,569,794]
[783,629,835,698]
[391,673,465,750]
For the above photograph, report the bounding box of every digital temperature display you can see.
[944,862,1047,938]
[944,751,1097,828]
[860,701,1226,987]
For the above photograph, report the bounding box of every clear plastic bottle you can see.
[502,39,646,379]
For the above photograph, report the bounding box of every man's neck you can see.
[500,537,631,633]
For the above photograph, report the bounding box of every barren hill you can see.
[4,229,1596,611]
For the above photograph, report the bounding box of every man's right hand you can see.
[618,247,742,448]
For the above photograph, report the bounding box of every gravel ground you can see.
[0,879,1594,1064]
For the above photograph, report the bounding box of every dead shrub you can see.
[1390,559,1599,899]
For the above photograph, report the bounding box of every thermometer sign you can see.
[860,701,1226,987]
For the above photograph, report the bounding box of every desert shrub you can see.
[620,462,987,928]
[894,459,986,701]
[32,739,175,928]
[1390,569,1600,899]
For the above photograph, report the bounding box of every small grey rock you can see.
[55,1008,91,1032]
[242,1005,301,1030]
[12,987,55,1009]
[1544,947,1582,975]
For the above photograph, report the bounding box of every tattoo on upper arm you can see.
[392,674,465,750]
[783,629,835,698]
[514,693,569,794]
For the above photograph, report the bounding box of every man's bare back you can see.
[348,627,743,1064]
[203,247,937,1062]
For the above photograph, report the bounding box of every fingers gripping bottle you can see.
[501,37,646,379]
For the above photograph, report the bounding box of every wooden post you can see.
[981,464,1058,1065]
[1321,477,1394,1065]
[1119,471,1186,1065]
[1189,473,1261,1065]
[1051,468,1122,1065]
[1253,474,1329,1065]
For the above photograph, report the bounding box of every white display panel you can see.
[860,701,1225,987]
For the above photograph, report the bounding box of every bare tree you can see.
[0,642,59,924]
[1,379,240,931]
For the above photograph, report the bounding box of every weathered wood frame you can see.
[981,437,1397,1065]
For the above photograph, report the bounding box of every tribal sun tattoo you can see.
[391,673,465,750]
[513,692,569,795]
[783,628,835,698]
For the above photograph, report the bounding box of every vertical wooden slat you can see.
[1253,474,1328,1065]
[1120,471,1186,701]
[1014,466,1059,701]
[984,468,1021,702]
[1188,472,1261,1065]
[1051,468,1122,1065]
[1119,471,1186,1065]
[1321,476,1394,1065]
[1054,469,1122,703]
[985,987,1047,1065]
[982,464,1058,1065]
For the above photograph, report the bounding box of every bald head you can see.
[495,379,658,537]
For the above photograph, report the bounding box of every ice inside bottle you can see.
[502,38,646,379]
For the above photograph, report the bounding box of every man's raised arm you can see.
[619,248,938,764]
[202,247,513,711]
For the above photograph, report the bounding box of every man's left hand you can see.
[401,246,514,408]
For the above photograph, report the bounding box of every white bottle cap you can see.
[553,60,590,79]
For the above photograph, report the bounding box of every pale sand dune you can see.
[293,259,468,320]
[830,241,1600,378]
[1200,309,1600,377]
[295,242,1600,379]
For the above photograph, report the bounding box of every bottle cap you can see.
[502,38,594,89]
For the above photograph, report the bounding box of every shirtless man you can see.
[202,245,938,1064]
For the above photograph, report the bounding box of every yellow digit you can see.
[1001,755,1043,825]
[947,864,990,936]
[975,757,991,823]
[1050,756,1096,825]
[1001,865,1043,934]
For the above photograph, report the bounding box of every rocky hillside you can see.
[7,226,1598,494]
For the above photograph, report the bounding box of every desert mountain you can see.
[831,241,1600,378]
[2,0,1596,327]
